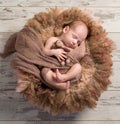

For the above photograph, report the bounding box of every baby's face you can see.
[62,25,88,49]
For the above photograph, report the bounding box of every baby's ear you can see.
[63,26,70,33]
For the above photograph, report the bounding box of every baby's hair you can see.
[71,21,88,31]
[63,21,88,34]
[63,21,86,27]
[62,22,73,28]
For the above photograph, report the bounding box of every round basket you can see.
[20,7,114,114]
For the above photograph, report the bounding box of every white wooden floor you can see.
[0,0,120,124]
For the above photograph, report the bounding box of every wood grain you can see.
[0,7,120,32]
[0,91,119,120]
[0,0,120,7]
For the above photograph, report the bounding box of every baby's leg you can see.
[56,63,81,82]
[41,68,70,90]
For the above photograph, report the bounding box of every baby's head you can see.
[60,21,88,49]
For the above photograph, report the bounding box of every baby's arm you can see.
[43,37,57,56]
[44,37,67,62]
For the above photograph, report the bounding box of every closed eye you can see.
[72,34,78,39]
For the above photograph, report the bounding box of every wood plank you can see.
[0,91,120,120]
[108,33,120,62]
[109,61,120,90]
[107,33,120,90]
[0,33,118,90]
[0,0,120,7]
[0,121,50,124]
[0,7,120,32]
[26,122,49,124]
[0,121,119,124]
[0,122,27,124]
[49,121,120,124]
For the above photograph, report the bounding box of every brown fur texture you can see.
[1,7,114,114]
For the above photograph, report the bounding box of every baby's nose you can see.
[72,41,77,46]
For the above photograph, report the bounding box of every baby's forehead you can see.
[73,25,88,34]
[71,24,88,40]
[74,23,87,30]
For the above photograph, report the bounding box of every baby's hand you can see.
[54,49,67,62]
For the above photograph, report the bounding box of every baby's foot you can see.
[54,81,70,90]
[16,79,30,92]
[55,69,66,82]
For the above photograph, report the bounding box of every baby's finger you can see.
[59,56,65,61]
[57,56,61,62]
[62,51,67,55]
[61,54,67,59]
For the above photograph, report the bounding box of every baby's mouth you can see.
[70,43,76,49]
[70,45,76,49]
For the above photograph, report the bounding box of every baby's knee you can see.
[75,63,82,78]
[75,63,82,70]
